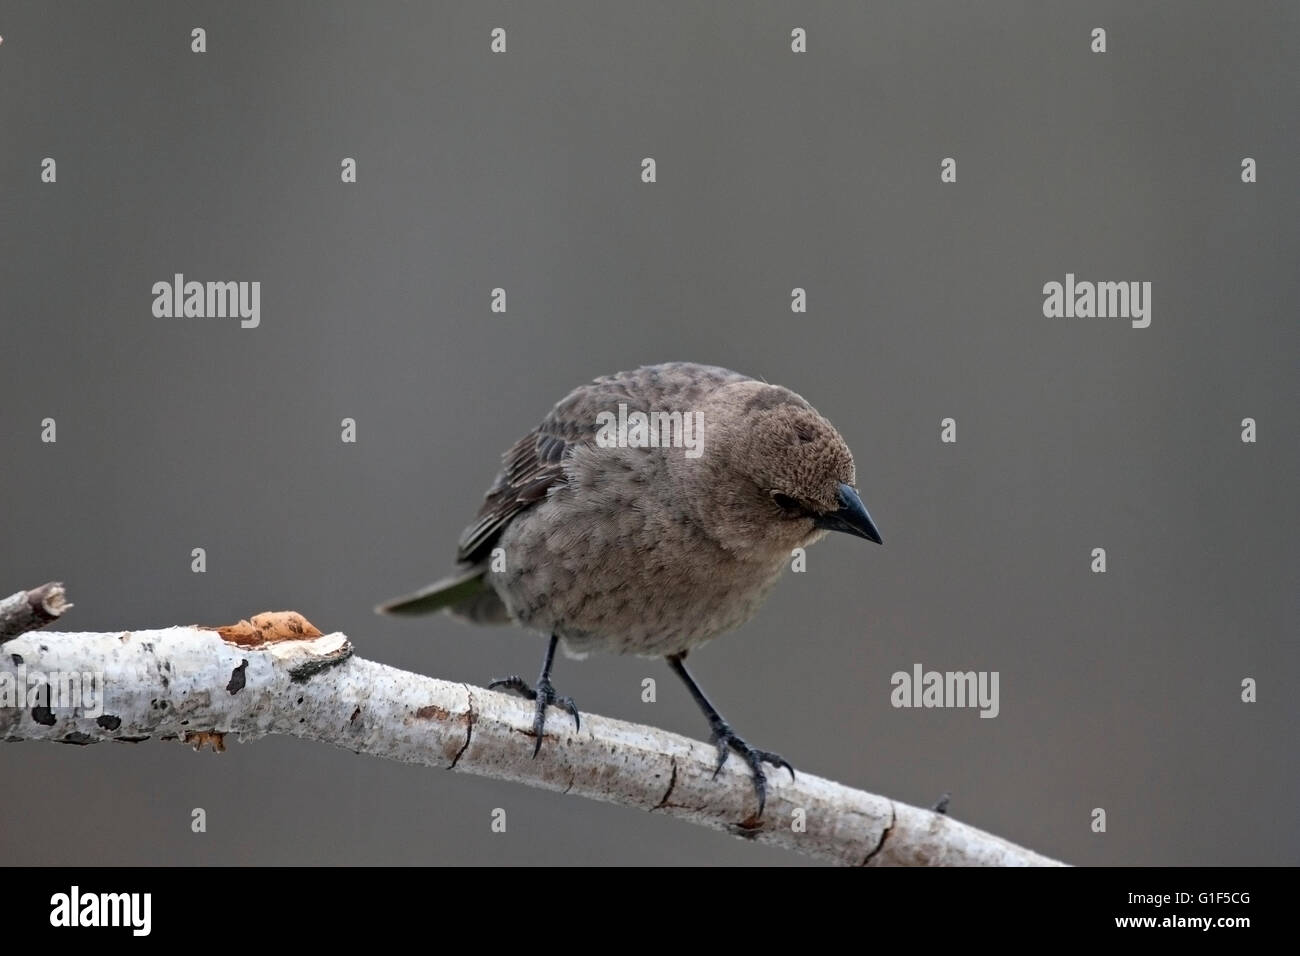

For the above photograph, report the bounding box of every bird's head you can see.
[682,381,883,559]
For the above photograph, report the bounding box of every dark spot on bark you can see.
[861,804,897,866]
[450,689,476,769]
[60,732,95,745]
[728,814,764,838]
[653,759,678,810]
[114,735,150,743]
[10,653,22,666]
[96,714,121,731]
[288,645,352,683]
[32,699,55,726]
[226,659,248,695]
[349,707,361,723]
[415,704,451,721]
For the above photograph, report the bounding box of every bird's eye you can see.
[771,492,802,514]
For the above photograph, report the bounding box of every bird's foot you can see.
[708,721,795,818]
[487,674,580,757]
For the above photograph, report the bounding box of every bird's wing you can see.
[455,363,750,564]
[455,420,577,563]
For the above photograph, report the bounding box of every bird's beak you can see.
[814,483,883,544]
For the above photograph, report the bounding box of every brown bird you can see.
[379,362,882,814]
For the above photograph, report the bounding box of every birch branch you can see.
[0,582,71,642]
[0,613,1064,866]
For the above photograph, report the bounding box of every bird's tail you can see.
[374,565,510,624]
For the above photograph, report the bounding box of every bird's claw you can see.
[487,675,536,700]
[709,723,795,817]
[488,674,581,757]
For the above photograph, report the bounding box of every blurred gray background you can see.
[2,1,1297,865]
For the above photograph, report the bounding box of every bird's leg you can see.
[488,633,580,757]
[666,653,794,817]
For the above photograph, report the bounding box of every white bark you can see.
[0,625,1064,866]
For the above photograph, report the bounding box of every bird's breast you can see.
[488,494,788,657]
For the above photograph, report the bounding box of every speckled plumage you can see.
[447,362,860,658]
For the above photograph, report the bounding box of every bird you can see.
[377,362,882,814]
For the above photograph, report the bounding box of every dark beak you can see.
[814,483,883,544]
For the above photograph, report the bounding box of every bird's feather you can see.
[375,566,490,616]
